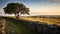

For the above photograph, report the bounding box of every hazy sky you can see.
[0,0,60,16]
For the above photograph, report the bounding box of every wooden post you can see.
[0,19,6,34]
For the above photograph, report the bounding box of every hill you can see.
[0,16,60,34]
[0,17,37,34]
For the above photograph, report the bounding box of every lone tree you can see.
[3,2,30,18]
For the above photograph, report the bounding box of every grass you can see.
[1,16,59,34]
[5,17,37,34]
[19,17,60,25]
[6,16,60,25]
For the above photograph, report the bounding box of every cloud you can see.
[38,0,60,4]
[54,0,60,3]
[0,8,5,16]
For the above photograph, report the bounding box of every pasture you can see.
[19,16,60,25]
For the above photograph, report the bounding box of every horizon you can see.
[0,0,60,16]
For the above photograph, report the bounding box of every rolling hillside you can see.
[0,17,37,34]
[0,16,60,34]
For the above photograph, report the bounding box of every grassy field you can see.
[19,16,60,25]
[0,16,60,34]
[3,17,37,34]
[7,16,60,25]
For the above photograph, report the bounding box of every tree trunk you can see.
[15,13,19,18]
[16,14,19,18]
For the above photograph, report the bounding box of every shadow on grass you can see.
[0,17,37,34]
[0,16,60,34]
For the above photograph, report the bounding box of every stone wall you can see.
[0,18,6,34]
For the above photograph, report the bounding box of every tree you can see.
[3,2,30,18]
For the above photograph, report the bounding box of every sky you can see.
[0,0,60,16]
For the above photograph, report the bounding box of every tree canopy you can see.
[3,2,30,18]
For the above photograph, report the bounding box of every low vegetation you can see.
[20,16,60,25]
[0,16,60,34]
[4,17,37,34]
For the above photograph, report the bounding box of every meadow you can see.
[0,16,60,34]
[19,16,60,25]
[0,17,37,34]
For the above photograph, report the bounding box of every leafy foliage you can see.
[3,2,30,18]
